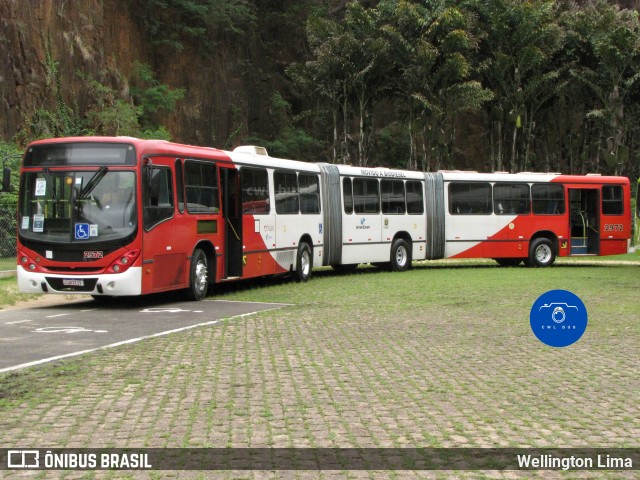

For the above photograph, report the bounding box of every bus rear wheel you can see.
[187,248,209,300]
[527,238,556,267]
[390,238,411,272]
[294,242,313,282]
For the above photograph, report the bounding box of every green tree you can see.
[130,61,186,130]
[82,63,183,139]
[380,0,491,170]
[289,2,395,166]
[131,0,256,52]
[467,0,564,172]
[0,142,22,258]
[562,0,640,176]
[248,92,324,160]
[288,14,347,162]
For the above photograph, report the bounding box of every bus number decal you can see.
[603,224,623,232]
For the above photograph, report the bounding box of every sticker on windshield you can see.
[21,216,30,230]
[75,223,90,240]
[90,224,98,237]
[35,178,46,196]
[33,214,44,233]
[530,289,588,347]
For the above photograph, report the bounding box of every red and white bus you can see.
[16,137,632,299]
[433,171,631,266]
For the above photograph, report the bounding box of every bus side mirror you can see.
[1,167,10,193]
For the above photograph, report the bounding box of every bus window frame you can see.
[143,165,175,232]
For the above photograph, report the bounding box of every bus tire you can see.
[295,242,313,282]
[527,238,556,267]
[390,238,411,272]
[187,248,209,300]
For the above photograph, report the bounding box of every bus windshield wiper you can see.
[78,166,108,199]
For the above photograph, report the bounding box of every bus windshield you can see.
[19,170,137,244]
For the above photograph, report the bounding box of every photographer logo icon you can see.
[530,290,587,347]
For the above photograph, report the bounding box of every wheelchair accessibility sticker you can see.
[75,223,90,240]
[530,289,587,347]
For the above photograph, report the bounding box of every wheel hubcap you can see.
[301,251,310,276]
[396,246,407,267]
[195,261,207,293]
[535,245,552,263]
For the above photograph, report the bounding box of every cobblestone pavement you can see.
[0,265,638,479]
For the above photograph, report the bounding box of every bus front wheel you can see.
[390,238,411,272]
[294,242,313,282]
[187,248,210,300]
[527,238,556,267]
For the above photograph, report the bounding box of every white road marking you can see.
[0,309,282,374]
[45,313,70,318]
[4,320,32,325]
[34,326,108,334]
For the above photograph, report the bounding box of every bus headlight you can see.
[107,249,140,274]
[18,250,43,273]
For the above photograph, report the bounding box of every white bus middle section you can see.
[230,150,561,268]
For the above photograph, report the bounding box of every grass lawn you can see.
[0,262,638,477]
[0,277,40,308]
[0,256,15,272]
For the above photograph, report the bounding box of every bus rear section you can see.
[436,172,631,266]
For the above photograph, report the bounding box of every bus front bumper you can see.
[17,266,142,296]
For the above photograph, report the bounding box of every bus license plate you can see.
[62,279,84,287]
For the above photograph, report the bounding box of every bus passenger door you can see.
[142,163,188,293]
[569,188,599,255]
[220,167,243,278]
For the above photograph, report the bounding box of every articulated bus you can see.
[16,137,632,300]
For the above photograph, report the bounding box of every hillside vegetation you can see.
[0,0,639,180]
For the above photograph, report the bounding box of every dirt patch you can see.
[4,294,85,311]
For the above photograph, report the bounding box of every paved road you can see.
[0,297,290,373]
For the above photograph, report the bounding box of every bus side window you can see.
[241,168,270,214]
[381,179,406,214]
[143,166,174,230]
[185,160,218,214]
[449,182,492,215]
[602,185,623,215]
[532,184,565,215]
[406,181,424,215]
[354,178,380,214]
[343,178,353,214]
[494,183,530,215]
[274,170,299,214]
[299,173,320,214]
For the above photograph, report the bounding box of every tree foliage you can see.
[131,0,256,52]
[289,0,640,179]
